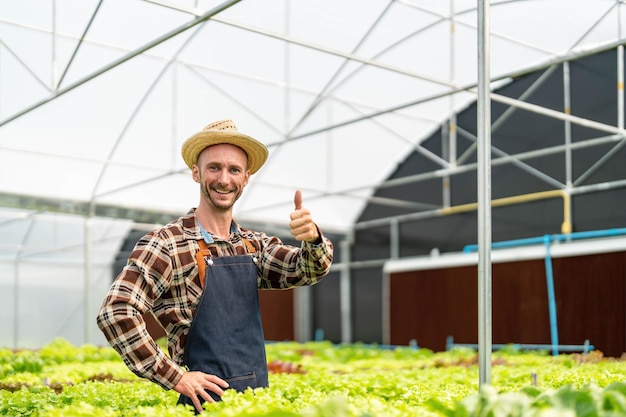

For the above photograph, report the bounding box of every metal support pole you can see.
[84,214,93,344]
[13,260,19,349]
[293,287,312,343]
[340,239,352,344]
[563,62,573,188]
[477,0,492,386]
[390,218,399,259]
[444,0,457,210]
[618,44,624,136]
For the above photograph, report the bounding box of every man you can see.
[96,120,333,414]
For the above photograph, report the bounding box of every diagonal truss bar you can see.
[287,1,396,137]
[574,139,626,186]
[55,0,104,90]
[0,0,243,127]
[265,39,626,149]
[0,40,50,92]
[456,126,565,189]
[247,132,624,217]
[457,64,559,165]
[489,92,624,136]
[89,25,205,203]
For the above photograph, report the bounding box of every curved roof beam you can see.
[55,0,104,90]
[0,0,244,127]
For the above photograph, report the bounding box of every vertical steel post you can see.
[618,46,624,131]
[618,2,624,131]
[563,62,572,188]
[340,239,352,344]
[444,0,457,209]
[84,213,94,344]
[477,0,493,386]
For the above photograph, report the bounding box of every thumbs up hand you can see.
[290,190,320,242]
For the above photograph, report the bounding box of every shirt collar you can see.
[197,218,240,244]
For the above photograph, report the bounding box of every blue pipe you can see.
[463,227,626,253]
[543,235,558,356]
[446,336,594,353]
[462,227,626,356]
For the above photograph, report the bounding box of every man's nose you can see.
[218,169,230,184]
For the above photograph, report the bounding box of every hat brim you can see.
[181,130,268,174]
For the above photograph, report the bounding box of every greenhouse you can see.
[1,0,626,415]
[0,0,626,417]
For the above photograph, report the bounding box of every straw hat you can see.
[181,120,269,174]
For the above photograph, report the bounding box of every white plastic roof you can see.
[3,0,626,349]
[1,0,625,234]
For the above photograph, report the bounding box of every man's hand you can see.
[174,371,229,413]
[290,190,320,242]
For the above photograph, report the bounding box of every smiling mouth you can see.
[213,189,232,195]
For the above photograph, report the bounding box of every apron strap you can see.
[242,238,257,254]
[195,239,211,289]
[195,237,257,289]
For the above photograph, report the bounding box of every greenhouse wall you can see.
[383,236,626,357]
[0,210,134,349]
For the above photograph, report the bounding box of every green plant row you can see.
[1,339,626,416]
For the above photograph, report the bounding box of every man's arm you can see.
[96,233,185,390]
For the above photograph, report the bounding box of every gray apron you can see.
[177,242,268,410]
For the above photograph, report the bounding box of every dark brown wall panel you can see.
[552,252,625,357]
[491,260,551,345]
[389,251,625,357]
[259,290,294,341]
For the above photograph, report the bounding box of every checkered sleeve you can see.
[256,230,334,289]
[96,232,185,390]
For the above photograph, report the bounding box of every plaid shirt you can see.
[96,210,333,390]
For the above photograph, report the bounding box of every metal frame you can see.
[2,1,625,219]
[1,1,626,358]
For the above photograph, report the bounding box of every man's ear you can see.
[192,165,200,183]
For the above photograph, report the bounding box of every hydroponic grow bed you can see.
[1,338,626,416]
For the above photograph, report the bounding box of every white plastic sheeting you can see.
[1,0,626,347]
[0,208,133,348]
[2,0,624,231]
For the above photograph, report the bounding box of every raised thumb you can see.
[294,189,302,210]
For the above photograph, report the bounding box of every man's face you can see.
[193,143,250,211]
